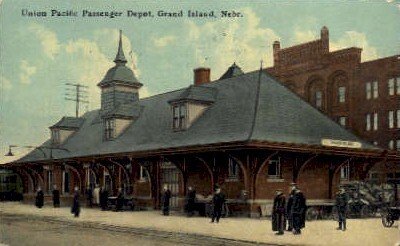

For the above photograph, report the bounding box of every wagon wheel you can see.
[381,213,394,228]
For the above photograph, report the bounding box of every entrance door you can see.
[161,162,180,209]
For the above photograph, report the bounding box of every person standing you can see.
[291,188,306,235]
[211,187,226,223]
[52,185,60,208]
[286,186,296,231]
[86,186,93,208]
[335,187,348,231]
[35,187,44,208]
[186,186,196,217]
[93,184,100,206]
[116,188,124,212]
[71,186,81,217]
[162,185,171,216]
[272,189,286,235]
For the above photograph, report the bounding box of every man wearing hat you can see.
[211,186,225,223]
[291,188,306,235]
[286,183,297,231]
[272,189,286,235]
[335,187,348,231]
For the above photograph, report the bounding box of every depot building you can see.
[5,31,399,216]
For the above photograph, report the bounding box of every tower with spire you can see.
[98,30,142,113]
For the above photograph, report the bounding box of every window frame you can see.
[315,90,322,108]
[104,118,116,140]
[172,103,187,131]
[228,158,239,179]
[52,129,60,144]
[389,111,394,129]
[339,116,347,127]
[373,112,378,131]
[372,81,379,99]
[366,114,371,131]
[366,82,371,100]
[340,162,350,181]
[139,165,149,182]
[267,157,281,179]
[338,86,346,103]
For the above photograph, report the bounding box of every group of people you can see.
[161,184,226,223]
[272,184,349,236]
[272,185,307,235]
[35,185,81,217]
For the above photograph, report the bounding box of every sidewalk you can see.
[0,202,399,246]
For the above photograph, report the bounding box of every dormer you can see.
[219,62,244,80]
[102,103,142,140]
[50,117,84,145]
[168,84,217,131]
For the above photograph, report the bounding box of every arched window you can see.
[306,77,325,110]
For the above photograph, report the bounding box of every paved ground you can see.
[0,202,399,246]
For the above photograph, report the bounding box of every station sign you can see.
[321,139,362,149]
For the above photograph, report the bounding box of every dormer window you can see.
[104,118,116,140]
[52,129,60,144]
[172,104,187,130]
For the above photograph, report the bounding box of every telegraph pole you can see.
[65,83,89,118]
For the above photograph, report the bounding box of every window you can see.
[373,113,378,131]
[389,140,394,150]
[397,110,400,128]
[52,129,60,144]
[372,81,379,99]
[389,79,395,96]
[315,91,322,108]
[397,140,400,151]
[389,111,394,129]
[47,170,53,193]
[267,158,281,178]
[172,104,187,130]
[339,116,347,127]
[366,114,371,131]
[338,86,346,103]
[104,118,115,140]
[139,166,149,181]
[340,162,350,180]
[63,170,70,194]
[228,158,239,179]
[397,77,400,95]
[366,82,371,99]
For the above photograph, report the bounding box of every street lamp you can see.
[4,145,70,159]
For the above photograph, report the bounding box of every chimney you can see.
[273,41,281,66]
[194,67,210,85]
[320,26,329,53]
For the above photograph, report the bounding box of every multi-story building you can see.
[266,26,400,182]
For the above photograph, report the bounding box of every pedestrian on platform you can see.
[93,184,100,206]
[211,186,226,223]
[162,185,171,216]
[186,186,196,217]
[272,189,286,235]
[335,187,348,231]
[286,185,296,231]
[116,188,124,212]
[35,187,44,208]
[71,186,80,217]
[52,185,60,208]
[86,186,93,208]
[291,188,306,235]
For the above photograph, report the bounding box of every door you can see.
[161,162,180,209]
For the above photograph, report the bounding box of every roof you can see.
[49,117,84,130]
[16,70,379,163]
[219,63,244,80]
[97,30,142,88]
[168,85,217,104]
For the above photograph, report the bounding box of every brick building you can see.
[4,30,399,215]
[266,26,400,182]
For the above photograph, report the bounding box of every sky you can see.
[0,0,399,163]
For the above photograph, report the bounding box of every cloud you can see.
[331,31,379,61]
[28,23,60,60]
[1,76,12,90]
[139,86,152,98]
[184,8,279,79]
[293,29,318,43]
[153,35,177,48]
[19,60,37,84]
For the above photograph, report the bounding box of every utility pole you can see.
[65,83,89,118]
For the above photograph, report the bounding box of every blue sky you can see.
[0,0,399,163]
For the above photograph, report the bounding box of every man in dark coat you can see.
[162,185,171,216]
[291,188,306,235]
[186,186,196,217]
[35,187,44,208]
[335,187,348,231]
[52,185,60,208]
[71,186,80,217]
[86,186,93,208]
[116,188,124,212]
[272,190,286,235]
[286,185,296,231]
[211,187,226,223]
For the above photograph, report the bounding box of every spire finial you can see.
[114,29,127,65]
